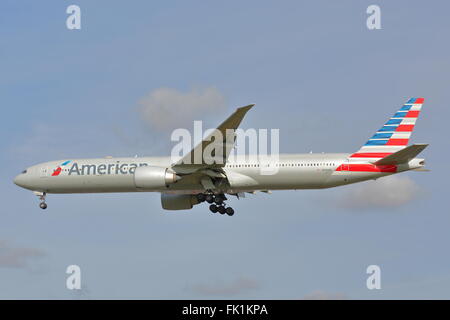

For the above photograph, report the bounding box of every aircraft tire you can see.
[225,207,234,216]
[218,206,226,214]
[197,194,206,202]
[206,194,214,203]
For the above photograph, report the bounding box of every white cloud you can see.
[339,175,422,210]
[189,277,260,296]
[303,290,347,300]
[0,240,46,269]
[138,87,226,131]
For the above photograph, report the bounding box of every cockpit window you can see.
[21,170,27,174]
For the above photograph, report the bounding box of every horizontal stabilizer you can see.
[374,144,428,165]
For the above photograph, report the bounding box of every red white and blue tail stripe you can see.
[350,97,424,160]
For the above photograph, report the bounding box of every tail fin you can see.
[351,97,424,159]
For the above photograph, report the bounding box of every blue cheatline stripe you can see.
[379,125,398,132]
[407,98,417,103]
[365,140,389,146]
[400,105,412,111]
[386,118,402,125]
[393,111,407,118]
[371,132,393,139]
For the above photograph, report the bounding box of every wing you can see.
[170,104,254,191]
[172,104,254,170]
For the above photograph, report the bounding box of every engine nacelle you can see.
[161,194,199,210]
[134,166,180,190]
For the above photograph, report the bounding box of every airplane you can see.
[14,97,428,216]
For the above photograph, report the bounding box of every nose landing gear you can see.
[34,191,47,210]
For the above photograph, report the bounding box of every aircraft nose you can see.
[14,174,26,188]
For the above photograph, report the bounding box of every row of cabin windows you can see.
[55,164,336,171]
[225,163,336,168]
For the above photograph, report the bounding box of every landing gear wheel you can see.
[214,197,223,205]
[35,192,48,210]
[209,204,218,213]
[205,194,214,204]
[217,206,226,214]
[196,194,206,202]
[225,207,234,216]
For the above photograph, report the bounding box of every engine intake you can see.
[134,166,180,190]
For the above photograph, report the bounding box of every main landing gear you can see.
[196,193,235,216]
[34,191,47,210]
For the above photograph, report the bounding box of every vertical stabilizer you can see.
[350,97,425,160]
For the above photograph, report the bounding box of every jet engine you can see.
[134,166,180,190]
[161,194,199,210]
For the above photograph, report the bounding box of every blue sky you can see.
[1,0,449,299]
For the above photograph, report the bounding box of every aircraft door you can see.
[341,159,349,171]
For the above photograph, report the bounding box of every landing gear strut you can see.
[35,192,47,210]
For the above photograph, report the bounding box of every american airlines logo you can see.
[52,160,72,176]
[61,162,149,176]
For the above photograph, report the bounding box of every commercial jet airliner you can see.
[14,98,428,216]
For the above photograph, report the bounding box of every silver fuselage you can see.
[13,154,422,195]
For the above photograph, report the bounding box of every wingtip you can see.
[413,143,429,148]
[237,104,255,112]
